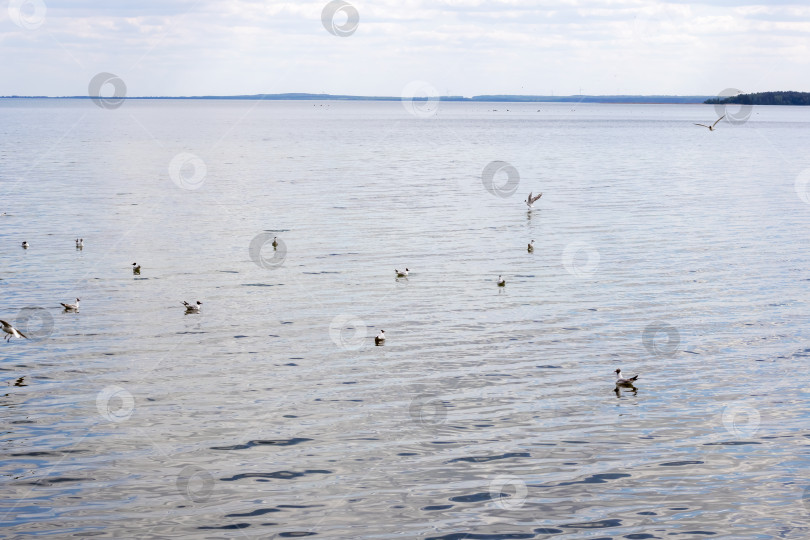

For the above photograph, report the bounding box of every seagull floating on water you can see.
[75,238,83,249]
[1,320,28,342]
[132,263,141,274]
[525,192,543,209]
[395,268,409,277]
[60,298,80,311]
[21,241,29,249]
[375,330,385,345]
[694,114,725,131]
[527,240,535,253]
[182,300,202,313]
[615,368,639,386]
[497,275,506,287]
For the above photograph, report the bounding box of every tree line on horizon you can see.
[705,91,810,106]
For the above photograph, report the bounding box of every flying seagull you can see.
[375,330,385,345]
[1,320,28,342]
[694,114,725,131]
[182,300,202,313]
[525,192,543,208]
[60,298,80,311]
[615,368,639,386]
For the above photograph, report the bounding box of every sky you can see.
[1,0,808,97]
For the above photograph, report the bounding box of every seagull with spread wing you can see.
[525,192,543,208]
[694,114,725,131]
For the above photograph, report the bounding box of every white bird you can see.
[182,300,202,313]
[497,275,506,287]
[375,330,385,345]
[75,238,83,249]
[694,114,725,131]
[21,241,29,249]
[132,262,141,274]
[60,298,80,311]
[527,240,535,253]
[615,368,639,386]
[1,320,28,341]
[525,192,543,208]
[395,268,409,277]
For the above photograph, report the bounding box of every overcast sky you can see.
[1,0,808,97]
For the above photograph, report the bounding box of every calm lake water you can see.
[2,99,810,539]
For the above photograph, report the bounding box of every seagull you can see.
[615,368,639,386]
[525,192,543,208]
[132,263,141,274]
[60,298,80,311]
[497,275,506,287]
[694,114,725,131]
[375,330,385,345]
[75,238,83,249]
[1,320,28,341]
[182,300,202,313]
[395,268,409,277]
[527,240,535,253]
[21,241,29,249]
[272,237,279,249]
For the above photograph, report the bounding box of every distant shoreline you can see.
[0,93,714,104]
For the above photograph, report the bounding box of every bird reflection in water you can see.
[614,385,637,398]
